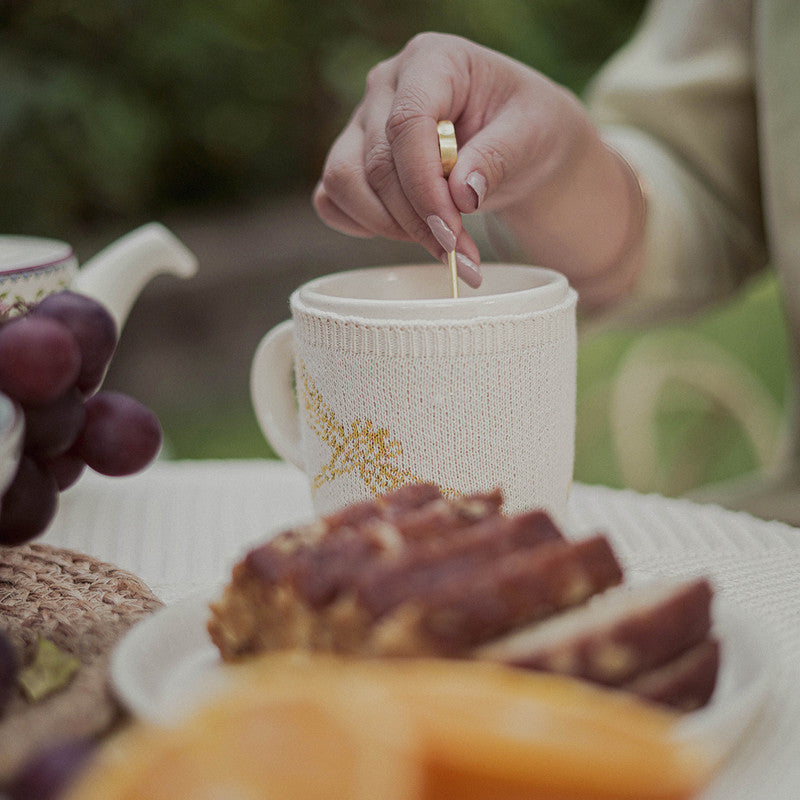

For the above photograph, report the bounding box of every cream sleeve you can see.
[584,0,767,324]
[484,0,768,325]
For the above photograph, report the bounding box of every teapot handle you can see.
[250,320,305,469]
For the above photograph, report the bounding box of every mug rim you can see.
[295,263,569,320]
[0,235,75,275]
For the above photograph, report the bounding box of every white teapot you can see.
[0,223,197,498]
[0,222,197,331]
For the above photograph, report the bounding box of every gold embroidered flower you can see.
[298,361,421,494]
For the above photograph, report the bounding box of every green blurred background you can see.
[0,0,790,500]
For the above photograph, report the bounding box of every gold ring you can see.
[437,120,458,178]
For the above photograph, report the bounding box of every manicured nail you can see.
[456,253,482,288]
[426,214,457,252]
[466,171,487,210]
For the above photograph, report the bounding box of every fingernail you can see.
[456,253,482,288]
[426,214,457,252]
[465,171,487,209]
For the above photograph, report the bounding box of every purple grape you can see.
[0,456,59,545]
[44,450,87,491]
[0,317,81,404]
[33,291,118,395]
[0,627,18,714]
[22,388,86,458]
[75,391,162,477]
[7,737,96,800]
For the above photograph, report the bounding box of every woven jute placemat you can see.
[0,542,163,783]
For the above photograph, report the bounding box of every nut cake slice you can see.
[208,485,504,659]
[362,535,623,657]
[623,638,720,710]
[475,578,713,683]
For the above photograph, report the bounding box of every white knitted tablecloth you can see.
[39,459,800,799]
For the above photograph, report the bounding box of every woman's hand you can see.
[313,32,644,307]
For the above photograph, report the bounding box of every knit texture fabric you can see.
[290,289,577,518]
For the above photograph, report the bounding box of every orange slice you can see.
[229,653,718,800]
[65,656,418,800]
[372,658,716,800]
[67,653,717,800]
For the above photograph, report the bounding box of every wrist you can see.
[494,135,647,310]
[602,143,647,272]
[573,143,648,311]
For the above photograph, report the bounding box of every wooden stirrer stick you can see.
[437,120,459,298]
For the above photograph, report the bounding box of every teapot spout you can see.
[72,222,198,332]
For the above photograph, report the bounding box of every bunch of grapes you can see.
[0,291,162,546]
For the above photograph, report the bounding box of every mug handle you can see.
[250,320,305,469]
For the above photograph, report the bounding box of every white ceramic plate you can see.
[111,588,771,762]
[111,587,224,724]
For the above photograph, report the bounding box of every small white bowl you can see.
[0,392,24,497]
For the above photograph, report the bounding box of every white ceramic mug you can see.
[251,263,577,518]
